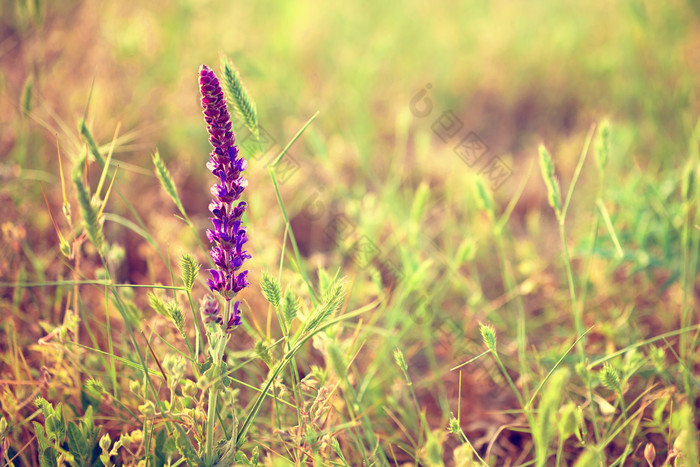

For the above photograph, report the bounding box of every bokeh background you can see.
[1,0,699,464]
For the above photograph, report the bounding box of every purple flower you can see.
[199,295,221,324]
[199,64,250,328]
[225,301,242,333]
[199,294,242,334]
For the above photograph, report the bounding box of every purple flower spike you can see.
[200,295,221,324]
[199,64,250,329]
[225,301,243,334]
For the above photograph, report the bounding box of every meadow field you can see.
[1,0,699,465]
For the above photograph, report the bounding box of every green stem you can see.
[235,306,371,448]
[205,386,217,466]
[274,300,304,439]
[495,233,530,400]
[489,347,537,455]
[457,428,488,466]
[555,436,564,467]
[205,300,231,465]
[269,170,318,303]
[185,290,201,371]
[559,221,583,361]
[222,300,232,341]
[579,177,607,444]
[104,287,117,399]
[490,348,526,409]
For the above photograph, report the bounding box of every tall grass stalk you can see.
[488,165,535,400]
[264,112,322,307]
[539,131,594,361]
[680,137,700,401]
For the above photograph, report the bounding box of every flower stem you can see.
[559,220,583,361]
[205,386,217,465]
[205,300,231,465]
[222,296,232,333]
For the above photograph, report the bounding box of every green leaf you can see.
[573,447,601,466]
[98,433,113,466]
[35,397,53,418]
[153,428,168,467]
[533,368,569,467]
[33,421,51,454]
[233,451,250,465]
[81,405,100,447]
[220,360,232,387]
[676,403,698,466]
[54,403,65,440]
[214,435,238,466]
[199,356,213,375]
[423,429,445,467]
[67,422,89,462]
[173,424,200,466]
[21,75,33,117]
[40,447,59,467]
[557,402,579,441]
[474,178,494,216]
[45,409,65,443]
[81,405,94,433]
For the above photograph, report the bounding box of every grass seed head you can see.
[448,417,460,434]
[599,362,622,394]
[282,288,299,326]
[221,56,259,139]
[152,150,186,217]
[538,144,562,218]
[180,253,200,292]
[393,347,408,374]
[595,118,610,172]
[72,168,104,252]
[479,322,497,351]
[261,272,282,309]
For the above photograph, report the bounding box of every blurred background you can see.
[1,0,699,464]
[3,0,698,277]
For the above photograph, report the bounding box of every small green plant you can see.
[33,398,100,467]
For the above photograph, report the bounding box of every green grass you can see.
[1,0,699,465]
